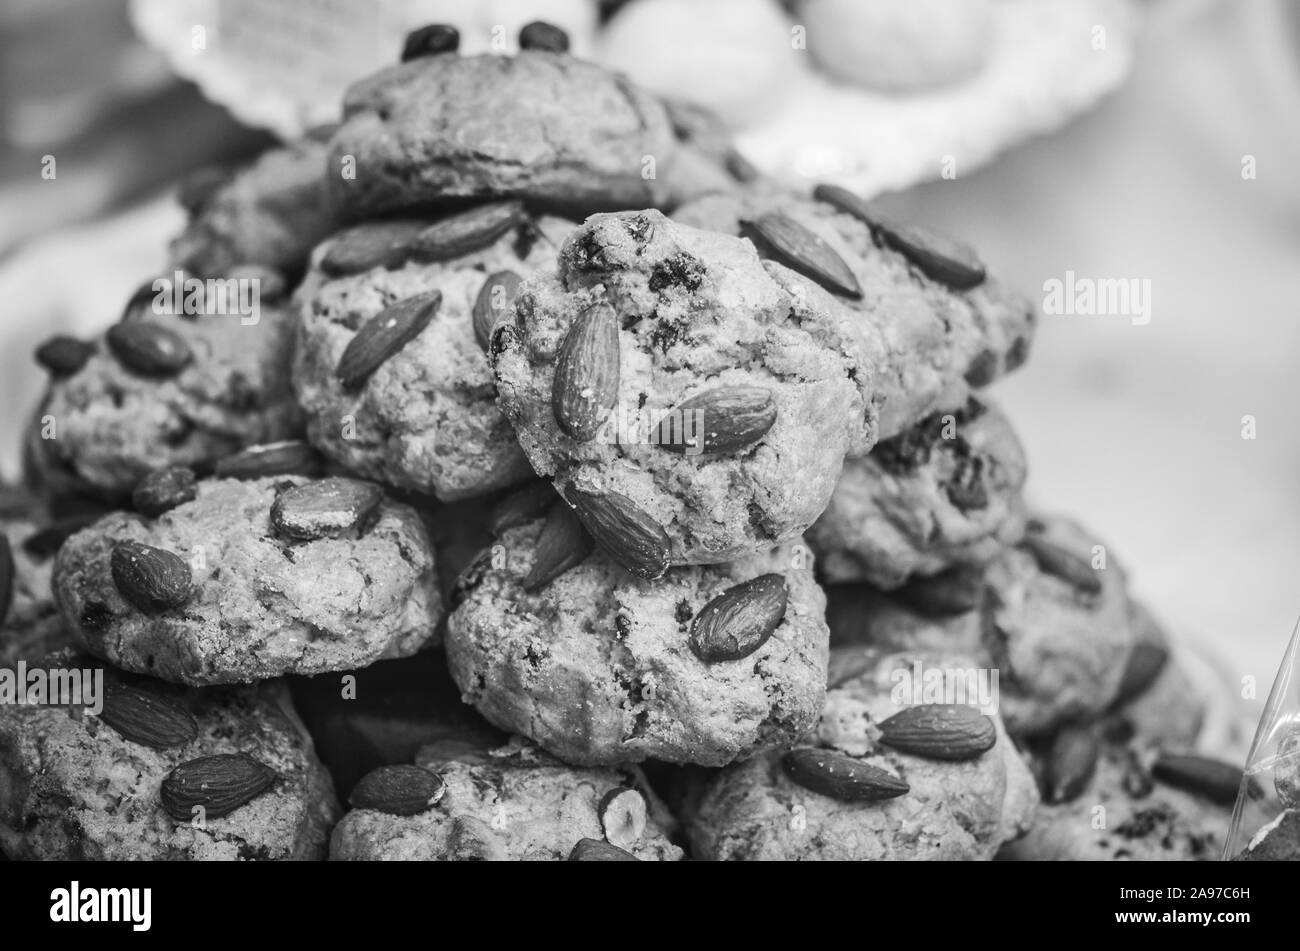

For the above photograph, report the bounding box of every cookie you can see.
[0,503,71,669]
[492,209,875,567]
[326,50,692,216]
[445,512,828,766]
[52,476,441,685]
[29,311,301,501]
[982,517,1137,737]
[330,739,683,861]
[0,655,338,860]
[1000,742,1227,861]
[808,395,1028,586]
[673,188,1036,440]
[291,212,574,500]
[681,646,1039,860]
[169,137,341,281]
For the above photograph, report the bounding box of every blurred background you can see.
[1,0,1297,724]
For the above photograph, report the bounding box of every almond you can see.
[401,23,460,61]
[349,764,446,816]
[1112,641,1170,708]
[472,270,523,351]
[336,292,441,391]
[1021,532,1102,595]
[552,302,620,442]
[1045,724,1100,804]
[890,567,985,618]
[598,787,647,851]
[160,753,277,821]
[214,440,324,480]
[0,534,12,629]
[1151,753,1243,806]
[132,466,197,518]
[877,703,996,761]
[489,480,557,536]
[270,477,384,541]
[656,386,776,456]
[320,220,426,276]
[410,201,525,263]
[568,837,639,861]
[105,322,193,377]
[519,20,570,52]
[689,573,788,663]
[99,683,198,749]
[523,502,593,590]
[566,487,670,580]
[34,335,95,378]
[740,212,862,299]
[782,747,909,802]
[110,541,193,613]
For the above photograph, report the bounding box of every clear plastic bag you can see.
[1225,617,1300,859]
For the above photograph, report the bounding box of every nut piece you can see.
[110,541,193,613]
[489,480,557,536]
[741,212,862,299]
[890,567,985,618]
[472,270,523,352]
[447,815,505,861]
[566,487,670,580]
[1044,724,1100,804]
[99,683,198,749]
[782,747,909,803]
[552,302,620,442]
[1151,753,1243,806]
[132,466,198,518]
[336,291,441,391]
[34,335,95,378]
[877,703,997,761]
[597,787,648,851]
[519,20,570,52]
[1020,532,1102,596]
[813,184,986,290]
[349,764,446,816]
[105,322,193,377]
[1121,748,1154,799]
[401,23,460,61]
[1112,640,1170,708]
[449,546,495,611]
[270,477,384,541]
[320,220,426,276]
[159,753,277,821]
[214,440,324,479]
[656,386,776,456]
[409,201,525,263]
[1276,726,1300,809]
[523,502,594,591]
[568,837,639,862]
[689,573,789,663]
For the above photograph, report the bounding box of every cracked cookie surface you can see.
[809,395,1027,586]
[681,646,1038,860]
[330,739,682,861]
[0,658,338,861]
[292,214,574,500]
[446,522,827,766]
[52,477,441,685]
[492,209,874,565]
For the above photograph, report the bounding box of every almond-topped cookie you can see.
[680,646,1039,860]
[808,395,1028,587]
[492,209,876,569]
[27,309,301,502]
[330,739,682,861]
[445,508,828,767]
[0,653,338,861]
[292,209,576,501]
[52,476,441,685]
[325,32,718,217]
[673,187,1037,442]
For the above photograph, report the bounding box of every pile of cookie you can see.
[0,21,1274,862]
